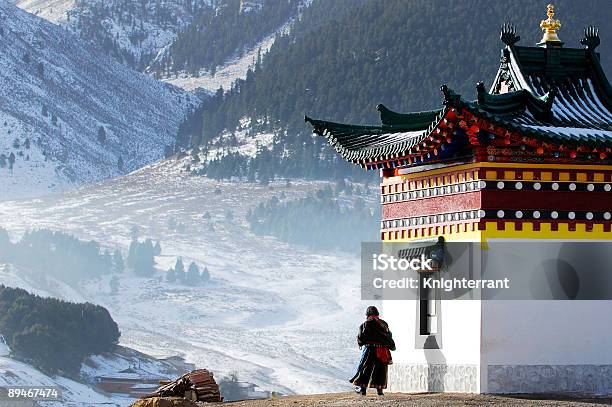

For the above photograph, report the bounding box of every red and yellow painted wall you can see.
[380,162,612,242]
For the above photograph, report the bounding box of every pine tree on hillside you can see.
[97,126,107,144]
[200,266,211,283]
[127,240,137,268]
[133,240,155,277]
[186,262,200,285]
[37,62,45,78]
[174,258,185,282]
[166,267,177,282]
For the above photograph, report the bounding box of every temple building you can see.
[306,5,612,395]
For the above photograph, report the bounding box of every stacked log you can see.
[144,369,222,403]
[189,370,222,403]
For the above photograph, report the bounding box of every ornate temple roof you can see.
[305,8,612,169]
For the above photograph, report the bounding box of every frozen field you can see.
[0,157,377,396]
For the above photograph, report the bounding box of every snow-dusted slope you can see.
[16,0,303,94]
[0,2,200,200]
[14,0,74,22]
[160,26,282,93]
[0,346,186,407]
[155,5,297,93]
[0,158,378,395]
[0,356,119,407]
[15,1,210,68]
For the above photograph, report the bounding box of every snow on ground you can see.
[0,356,120,407]
[160,34,274,92]
[80,346,187,386]
[161,19,291,93]
[200,117,276,164]
[14,0,74,22]
[0,112,73,200]
[0,2,200,201]
[0,157,377,396]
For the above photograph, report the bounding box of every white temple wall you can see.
[479,238,612,395]
[481,300,612,395]
[384,299,481,393]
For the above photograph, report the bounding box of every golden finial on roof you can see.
[539,4,562,45]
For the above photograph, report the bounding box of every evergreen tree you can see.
[36,62,45,78]
[97,126,107,144]
[174,258,185,281]
[186,262,200,285]
[166,267,177,282]
[127,240,137,268]
[132,239,155,277]
[200,266,211,283]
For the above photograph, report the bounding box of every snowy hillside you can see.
[0,2,200,200]
[16,0,305,94]
[159,19,291,93]
[15,0,211,70]
[0,157,379,395]
[0,345,187,407]
[13,0,74,22]
[0,356,119,406]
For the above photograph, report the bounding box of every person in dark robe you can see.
[350,305,395,396]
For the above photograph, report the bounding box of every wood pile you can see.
[145,369,222,403]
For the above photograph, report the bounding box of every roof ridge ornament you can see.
[500,23,520,47]
[440,85,460,106]
[538,4,562,47]
[580,26,600,50]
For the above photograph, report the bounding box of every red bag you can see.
[376,347,393,365]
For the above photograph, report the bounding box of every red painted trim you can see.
[381,192,481,219]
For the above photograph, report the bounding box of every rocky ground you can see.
[224,392,612,406]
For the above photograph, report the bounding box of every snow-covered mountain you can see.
[0,156,378,395]
[0,2,200,200]
[15,0,305,94]
[159,15,293,93]
[14,1,211,71]
[13,0,74,22]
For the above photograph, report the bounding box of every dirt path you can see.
[225,392,612,406]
